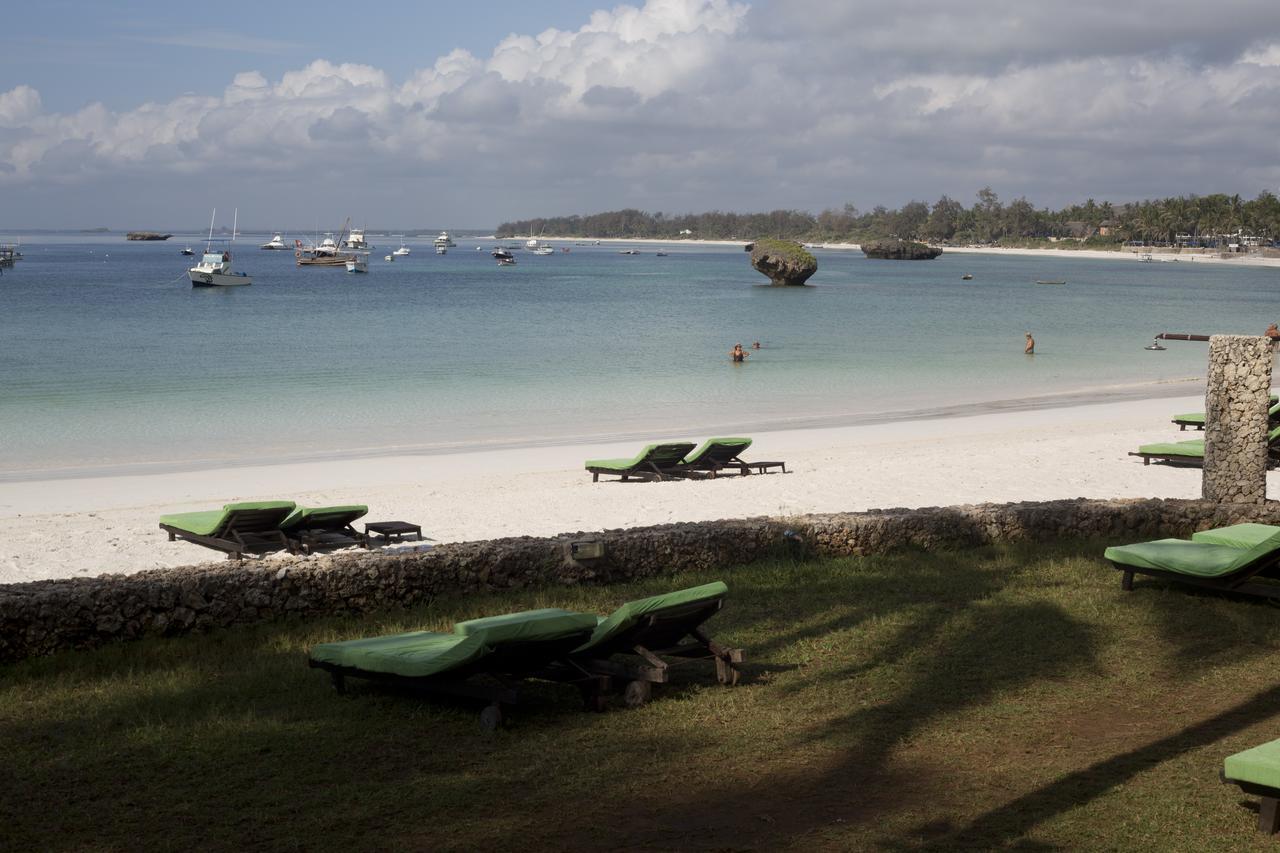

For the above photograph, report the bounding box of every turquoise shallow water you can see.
[1,236,1275,476]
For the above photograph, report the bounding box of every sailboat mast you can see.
[232,208,238,244]
[207,208,217,245]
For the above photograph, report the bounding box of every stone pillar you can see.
[1202,335,1274,503]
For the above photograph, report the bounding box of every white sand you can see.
[1,393,1255,585]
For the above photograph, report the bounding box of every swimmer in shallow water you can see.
[731,343,748,362]
[1024,332,1035,355]
[752,341,761,349]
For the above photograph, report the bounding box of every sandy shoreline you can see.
[537,235,1280,268]
[1,391,1253,585]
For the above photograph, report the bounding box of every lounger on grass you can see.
[1104,527,1280,600]
[1172,396,1280,431]
[585,441,696,482]
[1129,425,1280,467]
[280,504,369,553]
[1223,738,1280,833]
[677,437,787,478]
[308,608,603,728]
[568,581,743,707]
[159,500,297,560]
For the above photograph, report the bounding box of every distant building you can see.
[1098,219,1118,237]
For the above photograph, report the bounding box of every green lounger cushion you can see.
[1225,738,1280,790]
[1137,439,1204,458]
[280,504,368,531]
[578,581,729,652]
[159,501,297,536]
[309,630,490,678]
[1104,530,1280,578]
[1192,523,1280,549]
[1174,398,1280,426]
[682,437,753,465]
[453,608,598,645]
[584,442,697,472]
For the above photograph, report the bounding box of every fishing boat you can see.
[342,227,370,250]
[188,209,252,287]
[180,246,195,256]
[392,239,411,257]
[433,231,456,248]
[491,249,515,261]
[1035,279,1066,285]
[298,218,357,266]
[346,252,369,273]
[260,233,289,250]
[532,245,553,256]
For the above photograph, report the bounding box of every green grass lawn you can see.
[6,540,1280,851]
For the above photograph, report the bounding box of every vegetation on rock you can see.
[749,238,817,285]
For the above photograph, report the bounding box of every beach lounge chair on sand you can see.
[585,441,696,482]
[280,504,369,554]
[1172,396,1280,431]
[1104,526,1280,600]
[1129,425,1280,467]
[308,608,603,729]
[1224,738,1280,833]
[566,581,743,707]
[676,437,787,478]
[159,500,297,560]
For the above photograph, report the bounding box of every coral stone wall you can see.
[7,498,1280,663]
[1203,335,1274,503]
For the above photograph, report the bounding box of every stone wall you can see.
[6,497,1280,663]
[1203,335,1274,503]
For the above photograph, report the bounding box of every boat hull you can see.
[189,270,252,287]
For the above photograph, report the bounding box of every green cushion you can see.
[1104,530,1280,577]
[683,438,752,465]
[1225,738,1280,790]
[280,504,368,531]
[578,581,729,652]
[159,501,296,536]
[1171,412,1204,425]
[585,442,697,472]
[1137,439,1204,458]
[309,631,489,678]
[1192,523,1280,549]
[453,608,598,645]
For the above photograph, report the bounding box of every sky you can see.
[3,0,1280,230]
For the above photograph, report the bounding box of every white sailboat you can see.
[189,209,252,287]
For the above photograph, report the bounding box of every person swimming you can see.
[752,341,761,349]
[731,343,748,363]
[1024,332,1035,355]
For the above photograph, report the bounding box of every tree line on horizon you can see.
[497,189,1280,246]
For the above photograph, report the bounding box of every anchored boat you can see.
[189,209,252,287]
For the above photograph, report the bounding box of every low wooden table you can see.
[748,461,787,474]
[364,521,424,544]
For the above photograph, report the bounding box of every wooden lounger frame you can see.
[309,632,609,728]
[283,512,370,554]
[588,461,681,482]
[159,507,294,560]
[1222,771,1280,834]
[1110,556,1280,601]
[569,597,744,707]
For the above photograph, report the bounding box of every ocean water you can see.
[1,235,1276,477]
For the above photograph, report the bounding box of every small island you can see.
[861,238,942,260]
[746,238,818,285]
[125,232,173,241]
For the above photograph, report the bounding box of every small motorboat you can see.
[180,246,195,256]
[961,274,972,280]
[492,249,515,261]
[346,252,369,273]
[1035,280,1066,285]
[260,233,289,250]
[618,249,639,255]
[392,240,410,257]
[385,254,394,262]
[532,245,554,255]
[498,257,517,266]
[656,251,668,257]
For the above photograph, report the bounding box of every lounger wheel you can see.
[479,703,504,731]
[623,680,651,709]
[715,657,740,686]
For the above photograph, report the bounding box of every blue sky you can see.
[2,0,1280,230]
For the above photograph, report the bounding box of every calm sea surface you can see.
[1,235,1276,477]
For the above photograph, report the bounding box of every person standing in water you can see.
[1024,332,1035,354]
[731,343,749,363]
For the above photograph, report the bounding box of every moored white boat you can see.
[346,252,369,273]
[433,231,456,248]
[260,233,289,250]
[342,227,370,250]
[392,239,410,256]
[189,208,252,287]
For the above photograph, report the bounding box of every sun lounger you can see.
[676,437,787,478]
[280,504,369,553]
[1172,396,1279,431]
[1223,738,1280,833]
[309,608,602,728]
[1104,527,1280,599]
[568,581,743,706]
[585,441,697,482]
[159,500,297,560]
[1129,425,1280,467]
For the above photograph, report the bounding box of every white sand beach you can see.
[0,393,1254,584]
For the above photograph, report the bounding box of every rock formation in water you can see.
[125,232,173,241]
[860,239,942,260]
[746,238,817,286]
